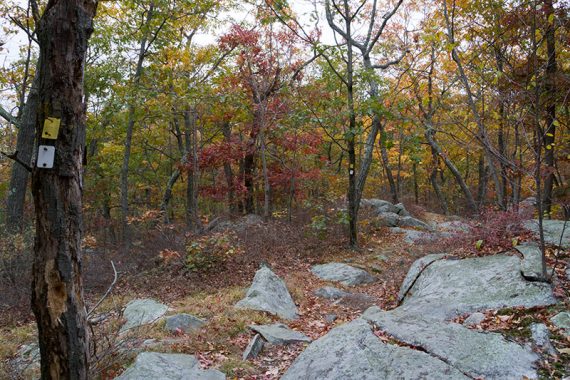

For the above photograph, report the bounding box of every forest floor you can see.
[1,205,569,379]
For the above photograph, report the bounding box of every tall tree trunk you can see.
[184,107,200,230]
[5,74,39,231]
[221,121,237,213]
[379,124,399,204]
[495,48,509,204]
[120,1,154,244]
[243,108,261,214]
[31,0,97,378]
[477,153,489,207]
[543,0,557,216]
[344,2,357,248]
[260,129,271,219]
[443,0,505,210]
[429,148,448,214]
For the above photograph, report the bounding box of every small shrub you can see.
[186,232,242,272]
[309,215,328,239]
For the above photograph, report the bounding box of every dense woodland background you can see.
[0,0,569,377]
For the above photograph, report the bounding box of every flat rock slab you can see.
[515,243,546,281]
[235,266,298,320]
[399,254,556,319]
[249,323,311,345]
[363,307,539,379]
[282,319,469,380]
[398,253,446,302]
[116,352,225,380]
[120,299,168,333]
[165,313,205,334]
[311,263,375,286]
[524,219,570,248]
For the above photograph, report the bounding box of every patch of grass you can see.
[219,357,256,377]
[0,323,37,379]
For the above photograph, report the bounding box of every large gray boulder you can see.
[116,352,225,380]
[524,219,570,248]
[398,254,556,319]
[311,263,375,286]
[515,243,547,281]
[164,313,205,334]
[363,307,539,379]
[235,266,298,320]
[120,299,168,333]
[282,319,469,380]
[249,323,311,345]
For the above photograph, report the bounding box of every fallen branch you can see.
[87,261,118,318]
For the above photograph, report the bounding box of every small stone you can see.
[165,313,205,334]
[249,323,311,345]
[314,286,350,300]
[463,312,485,326]
[120,299,168,333]
[530,323,557,355]
[376,254,388,262]
[311,263,375,286]
[551,312,570,337]
[242,334,265,360]
[324,313,337,323]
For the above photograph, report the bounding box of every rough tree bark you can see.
[31,0,98,378]
[543,0,557,215]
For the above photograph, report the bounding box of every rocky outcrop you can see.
[282,319,469,380]
[363,307,539,380]
[398,254,556,319]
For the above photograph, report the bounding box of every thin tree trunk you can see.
[6,73,39,231]
[120,1,154,244]
[543,0,557,216]
[379,124,398,204]
[221,121,237,213]
[430,148,448,215]
[443,0,505,210]
[31,0,97,377]
[260,129,270,219]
